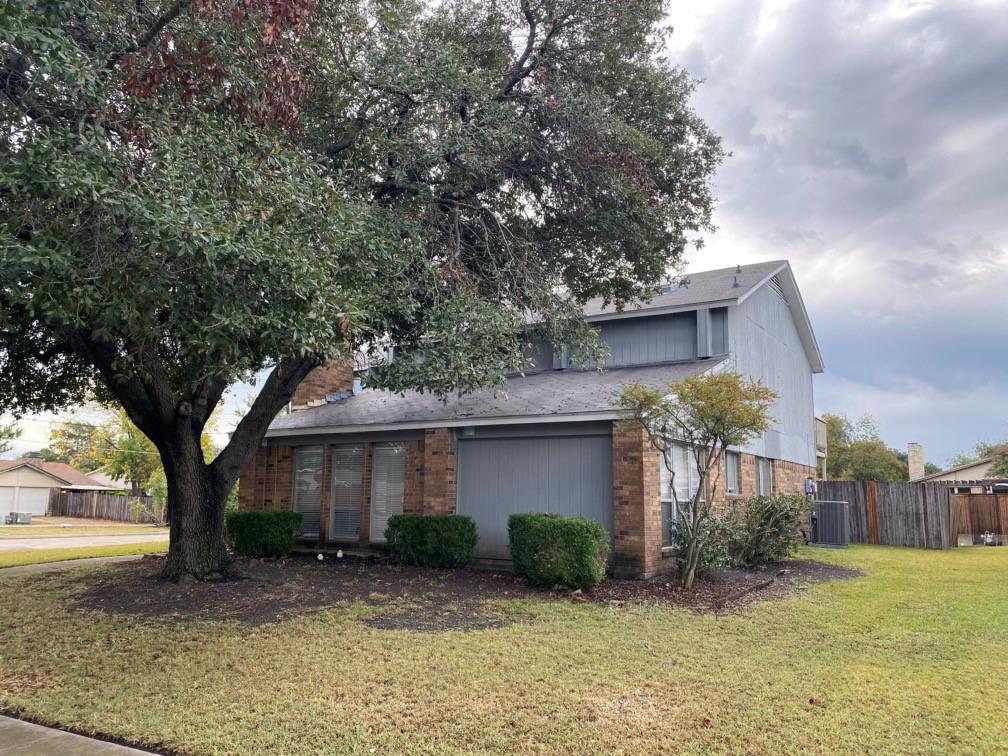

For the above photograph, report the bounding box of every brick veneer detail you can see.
[422,428,456,515]
[611,423,669,578]
[290,360,354,410]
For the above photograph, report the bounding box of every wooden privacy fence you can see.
[950,493,1008,543]
[48,490,163,524]
[816,480,951,549]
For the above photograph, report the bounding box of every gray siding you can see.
[593,312,698,368]
[524,339,554,372]
[727,280,816,467]
[711,307,728,355]
[456,433,613,559]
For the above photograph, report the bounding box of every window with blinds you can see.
[293,446,324,538]
[369,442,406,543]
[659,443,704,546]
[725,451,741,494]
[756,456,773,496]
[329,445,363,541]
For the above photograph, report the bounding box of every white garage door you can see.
[0,487,14,512]
[15,487,50,516]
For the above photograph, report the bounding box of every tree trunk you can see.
[160,435,230,581]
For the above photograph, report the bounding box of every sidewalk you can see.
[0,555,147,577]
[0,715,157,754]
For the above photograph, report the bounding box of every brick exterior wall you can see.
[359,443,372,544]
[236,422,816,574]
[422,428,457,515]
[237,445,293,511]
[290,360,354,410]
[772,458,816,496]
[611,423,669,578]
[404,440,425,514]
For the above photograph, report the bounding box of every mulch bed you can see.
[72,554,860,632]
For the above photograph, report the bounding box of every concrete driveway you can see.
[0,533,168,552]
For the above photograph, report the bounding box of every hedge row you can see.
[225,510,302,558]
[385,513,478,567]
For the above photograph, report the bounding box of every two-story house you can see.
[238,260,824,578]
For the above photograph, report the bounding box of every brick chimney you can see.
[907,442,925,481]
[290,360,354,410]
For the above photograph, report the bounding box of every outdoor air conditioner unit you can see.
[810,500,849,548]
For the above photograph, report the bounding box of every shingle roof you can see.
[582,260,788,318]
[0,460,107,487]
[267,359,723,436]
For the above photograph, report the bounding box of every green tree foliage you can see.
[1,1,723,578]
[945,439,1008,479]
[620,372,777,588]
[820,413,910,481]
[0,421,18,455]
[989,451,1008,479]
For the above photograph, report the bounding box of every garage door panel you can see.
[457,435,613,559]
[15,487,50,516]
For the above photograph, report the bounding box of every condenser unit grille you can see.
[813,500,850,547]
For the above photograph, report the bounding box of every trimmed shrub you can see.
[226,510,302,558]
[668,512,732,576]
[728,494,809,567]
[508,513,609,589]
[385,513,478,567]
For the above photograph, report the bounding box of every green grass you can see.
[0,541,168,568]
[0,546,1006,755]
[0,525,168,538]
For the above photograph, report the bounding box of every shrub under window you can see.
[728,494,808,567]
[226,510,302,558]
[508,513,610,589]
[385,513,478,567]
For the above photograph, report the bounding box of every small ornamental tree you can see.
[2,1,723,579]
[620,372,776,588]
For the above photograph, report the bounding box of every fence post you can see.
[865,480,879,545]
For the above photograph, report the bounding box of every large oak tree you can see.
[1,0,723,579]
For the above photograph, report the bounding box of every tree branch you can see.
[107,0,194,68]
[210,354,318,486]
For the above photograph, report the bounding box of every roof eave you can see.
[264,409,625,439]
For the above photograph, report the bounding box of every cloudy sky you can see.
[666,0,1008,465]
[4,0,1006,467]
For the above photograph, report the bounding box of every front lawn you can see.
[0,541,168,569]
[0,546,1005,755]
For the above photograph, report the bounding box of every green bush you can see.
[385,513,478,567]
[728,494,809,567]
[226,510,302,558]
[668,512,732,576]
[508,513,610,589]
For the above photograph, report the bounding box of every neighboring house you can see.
[915,457,1005,494]
[239,260,824,578]
[0,459,115,516]
[85,467,134,494]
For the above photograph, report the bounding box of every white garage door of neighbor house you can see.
[0,486,14,512]
[15,487,50,516]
